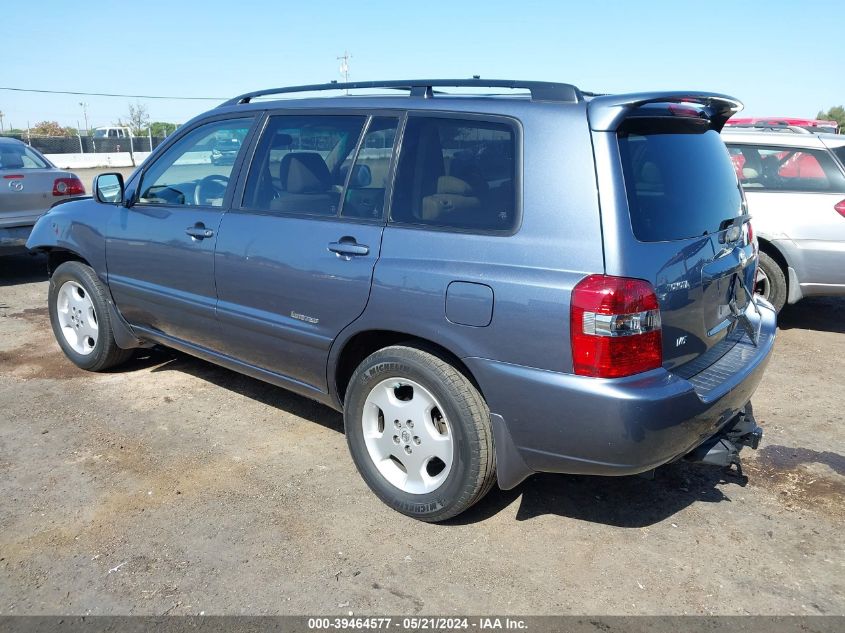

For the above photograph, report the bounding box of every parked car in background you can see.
[723,128,845,311]
[92,126,133,139]
[725,117,839,134]
[27,79,775,521]
[0,137,86,254]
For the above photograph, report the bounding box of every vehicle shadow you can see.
[450,464,742,527]
[778,296,845,334]
[140,347,344,434]
[128,347,741,527]
[0,252,48,287]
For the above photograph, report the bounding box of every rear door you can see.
[589,98,756,371]
[213,112,400,391]
[727,142,845,287]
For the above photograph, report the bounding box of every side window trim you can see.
[339,114,405,222]
[388,110,523,235]
[132,114,258,210]
[336,115,373,217]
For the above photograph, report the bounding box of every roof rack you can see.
[220,78,581,107]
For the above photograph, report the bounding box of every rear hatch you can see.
[589,94,757,371]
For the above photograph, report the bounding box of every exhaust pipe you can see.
[685,404,762,476]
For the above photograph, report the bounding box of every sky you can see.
[1,0,842,131]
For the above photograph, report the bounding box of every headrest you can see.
[436,175,473,196]
[1,152,25,169]
[640,162,660,184]
[271,133,293,149]
[278,152,331,194]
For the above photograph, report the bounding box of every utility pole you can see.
[337,51,351,94]
[0,110,4,133]
[79,102,89,135]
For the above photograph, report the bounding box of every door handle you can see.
[328,238,369,258]
[186,224,214,239]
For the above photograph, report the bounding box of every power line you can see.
[0,86,225,101]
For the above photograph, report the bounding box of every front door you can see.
[214,113,400,391]
[106,116,255,349]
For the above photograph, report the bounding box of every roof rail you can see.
[220,78,581,106]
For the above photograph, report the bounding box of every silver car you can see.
[722,128,845,311]
[0,137,87,254]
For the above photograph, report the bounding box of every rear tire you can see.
[344,345,496,522]
[48,261,134,371]
[755,252,787,313]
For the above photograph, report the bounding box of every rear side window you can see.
[727,144,845,193]
[391,116,517,231]
[618,129,743,242]
[243,115,366,216]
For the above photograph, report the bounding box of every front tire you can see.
[344,345,496,522]
[755,251,787,313]
[48,261,134,371]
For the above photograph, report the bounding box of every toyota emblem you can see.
[9,180,23,191]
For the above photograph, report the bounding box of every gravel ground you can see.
[0,252,843,615]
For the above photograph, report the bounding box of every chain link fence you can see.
[0,132,168,154]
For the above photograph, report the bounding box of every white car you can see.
[722,128,845,311]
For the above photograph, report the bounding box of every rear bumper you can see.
[0,225,34,254]
[465,299,777,489]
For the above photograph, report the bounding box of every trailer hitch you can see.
[685,404,762,477]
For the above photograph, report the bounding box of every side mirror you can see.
[94,172,125,204]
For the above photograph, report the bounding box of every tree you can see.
[149,121,178,137]
[30,121,72,136]
[816,106,845,128]
[124,101,150,136]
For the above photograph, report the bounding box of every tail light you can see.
[746,220,754,245]
[570,275,662,378]
[52,176,85,196]
[835,199,845,218]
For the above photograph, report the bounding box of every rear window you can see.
[832,146,845,168]
[618,129,743,242]
[726,144,845,193]
[0,144,49,170]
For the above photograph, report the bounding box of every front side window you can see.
[727,144,845,193]
[0,144,49,170]
[391,116,517,231]
[242,115,367,216]
[138,118,253,207]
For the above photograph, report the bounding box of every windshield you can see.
[0,144,50,169]
[618,129,743,242]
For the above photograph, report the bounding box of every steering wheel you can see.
[194,174,229,206]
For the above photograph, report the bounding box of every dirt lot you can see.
[0,252,843,615]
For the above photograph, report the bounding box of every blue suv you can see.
[27,79,776,521]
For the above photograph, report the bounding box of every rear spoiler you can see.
[587,92,743,132]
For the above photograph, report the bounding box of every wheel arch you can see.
[44,248,90,277]
[756,237,790,280]
[330,329,485,408]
